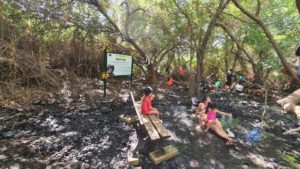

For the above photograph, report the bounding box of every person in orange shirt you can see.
[167,77,173,86]
[178,66,184,76]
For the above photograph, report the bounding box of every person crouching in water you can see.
[141,87,160,119]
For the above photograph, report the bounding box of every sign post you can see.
[102,51,133,97]
[102,49,108,98]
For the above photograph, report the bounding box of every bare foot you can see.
[226,139,234,145]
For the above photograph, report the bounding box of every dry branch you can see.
[283,127,300,135]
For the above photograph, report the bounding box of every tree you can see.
[232,0,300,84]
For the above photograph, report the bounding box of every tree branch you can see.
[216,22,254,64]
[256,0,261,16]
[232,0,300,84]
[195,0,230,82]
[88,0,147,62]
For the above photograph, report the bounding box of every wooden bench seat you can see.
[130,92,171,141]
[129,91,178,165]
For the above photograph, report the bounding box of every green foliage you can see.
[1,0,299,84]
[276,150,299,169]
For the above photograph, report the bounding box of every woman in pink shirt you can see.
[141,87,160,119]
[204,102,233,145]
[194,96,233,145]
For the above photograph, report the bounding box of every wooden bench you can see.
[129,91,178,165]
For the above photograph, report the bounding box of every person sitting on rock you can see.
[141,87,160,119]
[194,96,211,127]
[234,81,244,93]
[214,80,222,91]
[193,96,233,145]
[225,69,234,91]
[204,102,218,132]
[205,73,215,89]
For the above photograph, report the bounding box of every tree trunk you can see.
[232,0,300,84]
[147,64,156,84]
[195,0,229,83]
[277,88,300,125]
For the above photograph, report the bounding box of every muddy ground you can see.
[0,78,300,169]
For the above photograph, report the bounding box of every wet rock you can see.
[78,104,91,111]
[100,107,112,114]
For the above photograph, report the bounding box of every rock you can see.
[58,104,66,109]
[69,159,81,169]
[81,162,91,169]
[275,120,284,126]
[9,164,20,169]
[99,81,104,86]
[32,96,46,105]
[47,98,57,105]
[78,104,91,111]
[100,107,112,114]
[241,164,249,169]
[1,131,15,137]
[14,131,25,138]
[0,154,7,160]
[239,101,248,105]
[0,125,4,132]
[63,118,71,123]
[60,131,78,138]
[250,101,260,107]
[85,152,93,157]
[38,112,44,117]
[189,160,199,168]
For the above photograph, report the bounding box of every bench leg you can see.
[132,123,150,156]
[158,139,165,154]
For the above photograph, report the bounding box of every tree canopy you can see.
[1,0,299,86]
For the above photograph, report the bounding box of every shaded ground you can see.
[0,78,300,169]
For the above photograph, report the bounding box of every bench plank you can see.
[143,118,161,141]
[130,92,160,141]
[130,92,144,125]
[149,115,171,139]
